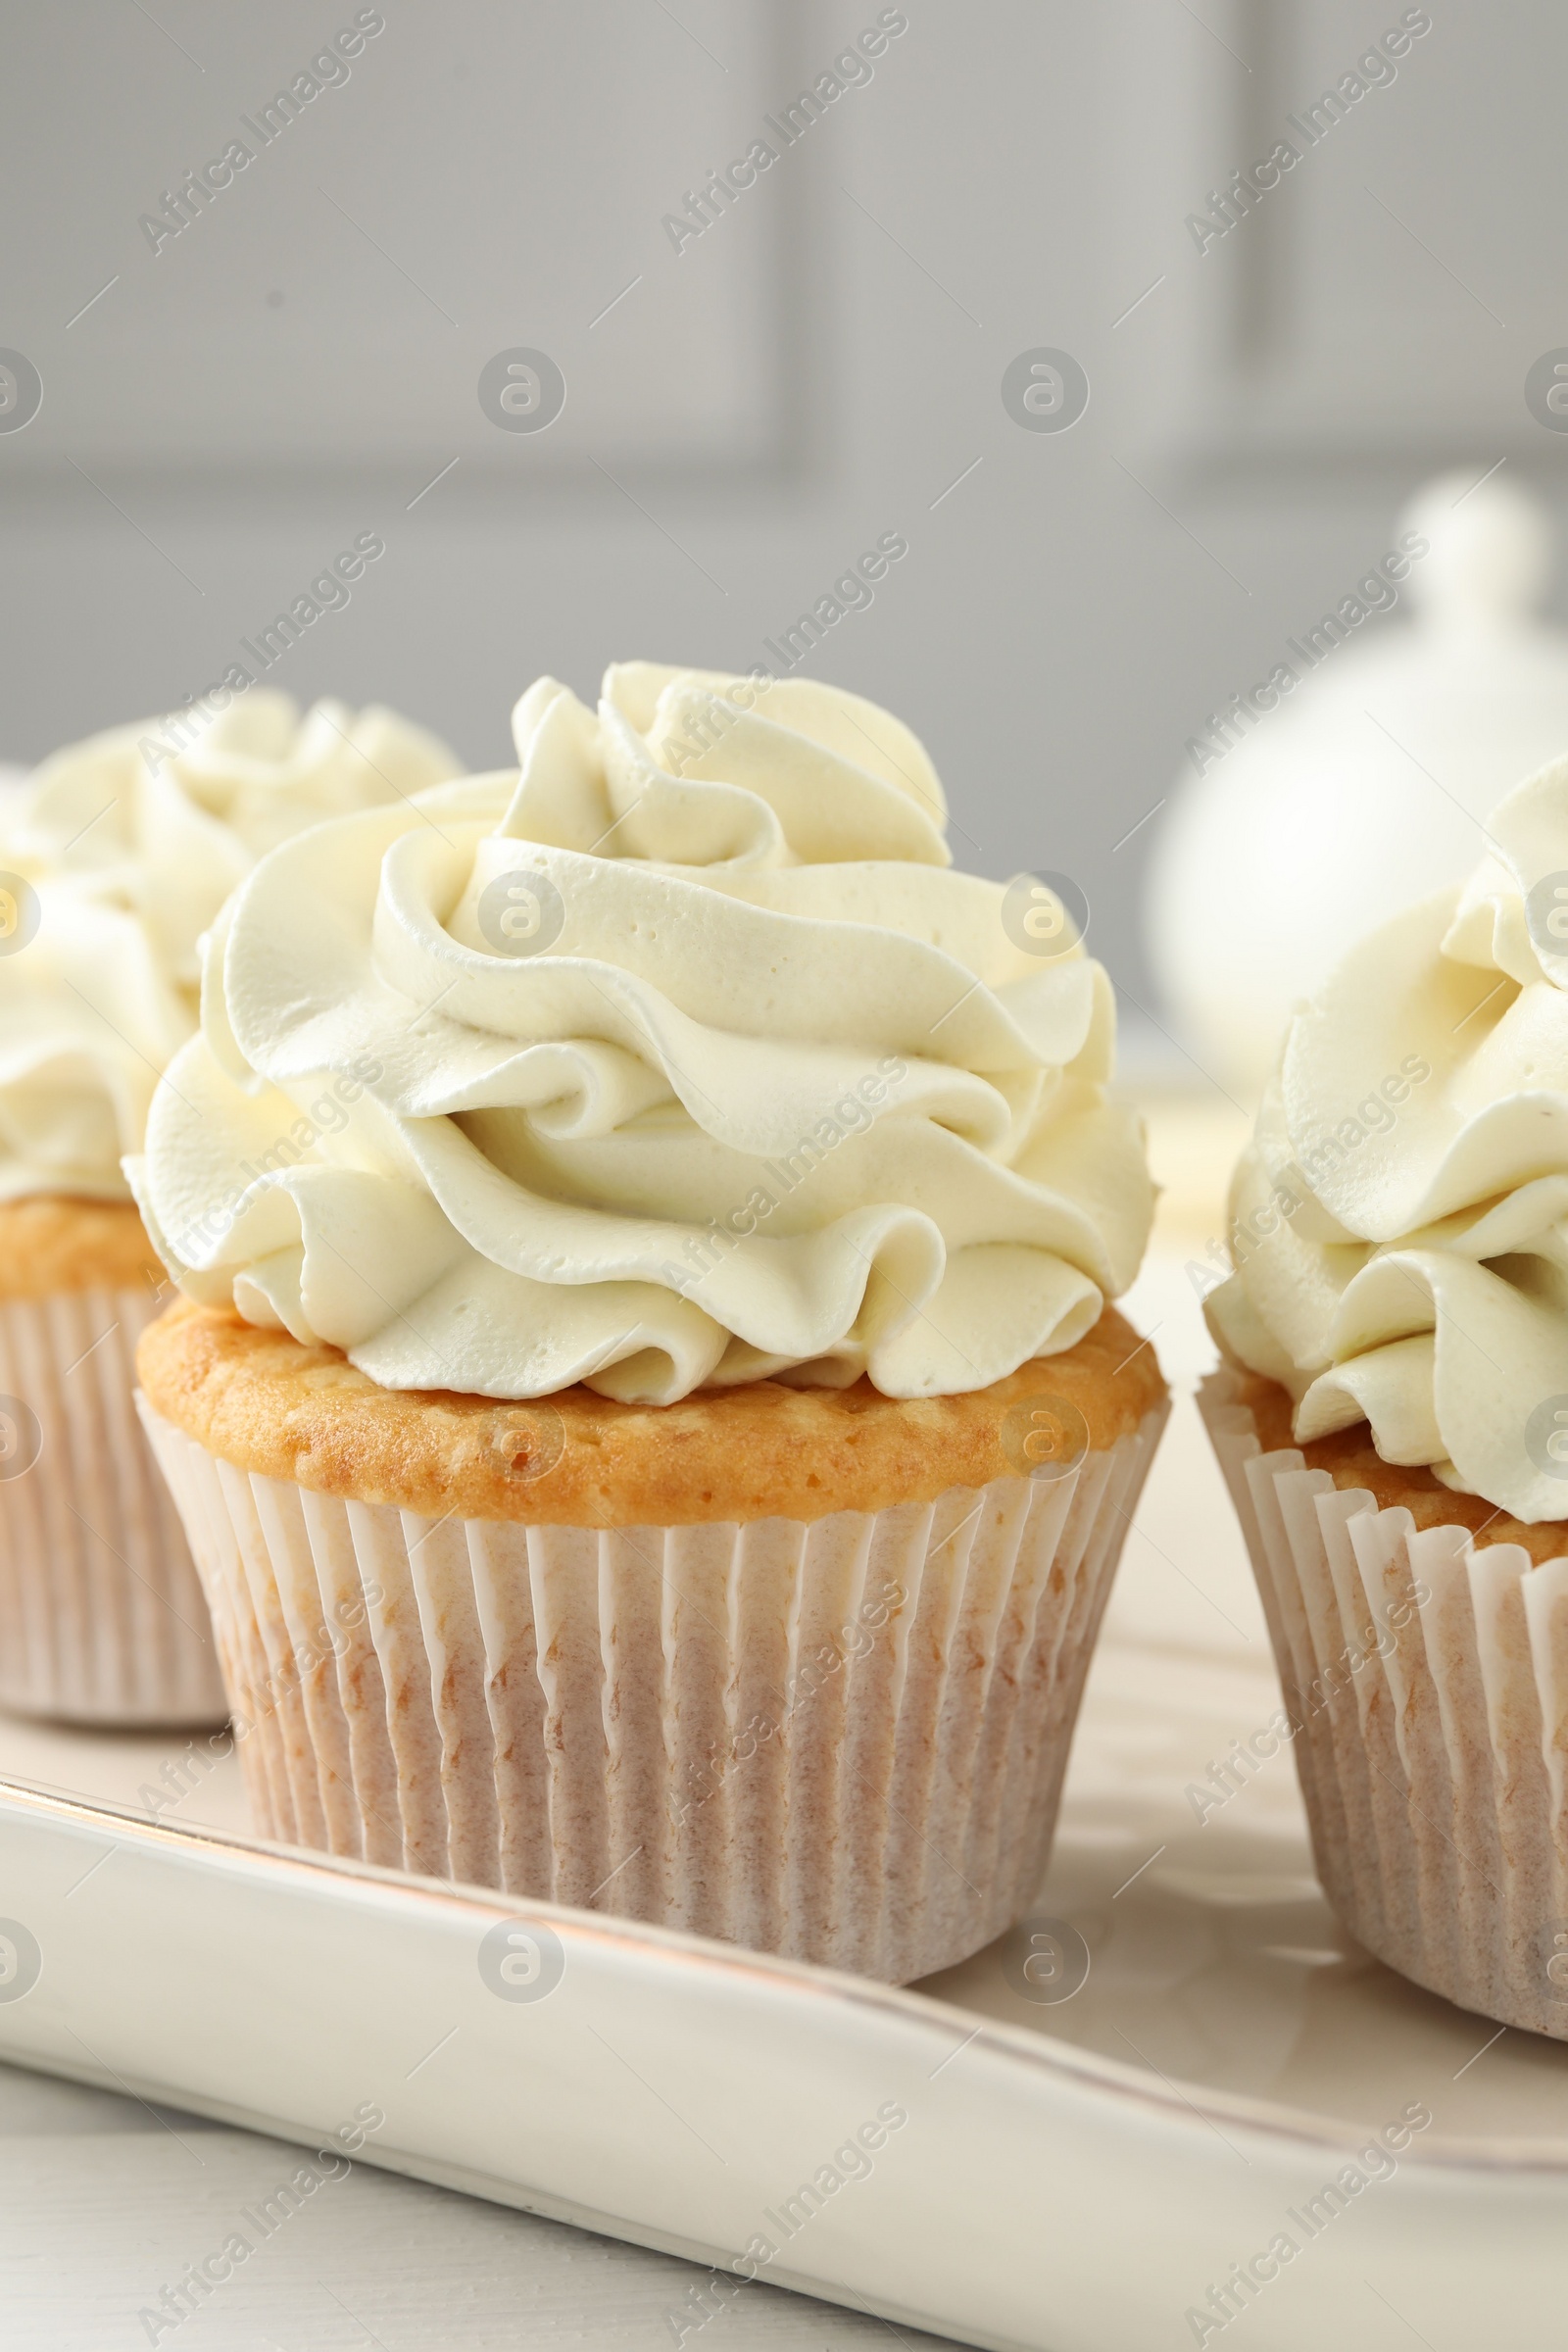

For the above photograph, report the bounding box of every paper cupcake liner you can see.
[0,1289,224,1726]
[138,1395,1168,1982]
[1200,1367,1568,2039]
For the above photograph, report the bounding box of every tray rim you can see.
[6,1765,1567,2183]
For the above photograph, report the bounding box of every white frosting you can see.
[0,693,461,1201]
[1209,749,1568,1519]
[130,662,1153,1405]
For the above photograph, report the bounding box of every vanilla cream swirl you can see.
[1208,751,1568,1519]
[0,692,461,1200]
[129,662,1152,1404]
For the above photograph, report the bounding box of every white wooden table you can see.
[0,2057,963,2349]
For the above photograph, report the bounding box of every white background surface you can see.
[0,2066,963,2351]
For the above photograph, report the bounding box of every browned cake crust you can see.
[1233,1368,1567,1563]
[0,1196,165,1300]
[137,1298,1167,1529]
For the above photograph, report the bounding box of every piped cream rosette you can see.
[0,689,460,1726]
[130,663,1153,1405]
[0,689,462,1200]
[1208,751,1568,1522]
[1203,752,1568,2033]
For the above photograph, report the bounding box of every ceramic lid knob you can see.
[1146,469,1568,1099]
[1404,469,1551,630]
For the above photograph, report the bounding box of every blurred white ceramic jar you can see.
[1147,469,1568,1098]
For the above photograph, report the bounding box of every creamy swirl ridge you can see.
[0,691,461,1200]
[130,662,1153,1405]
[1208,750,1568,1519]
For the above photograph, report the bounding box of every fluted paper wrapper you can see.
[0,1290,224,1725]
[140,1396,1167,1982]
[1200,1367,1568,2039]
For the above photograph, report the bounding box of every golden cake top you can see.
[137,1298,1165,1529]
[0,1196,165,1299]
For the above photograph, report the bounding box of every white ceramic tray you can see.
[1,1254,1565,2352]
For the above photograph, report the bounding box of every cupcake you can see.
[0,692,462,1723]
[130,662,1165,1979]
[1201,750,1568,2036]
